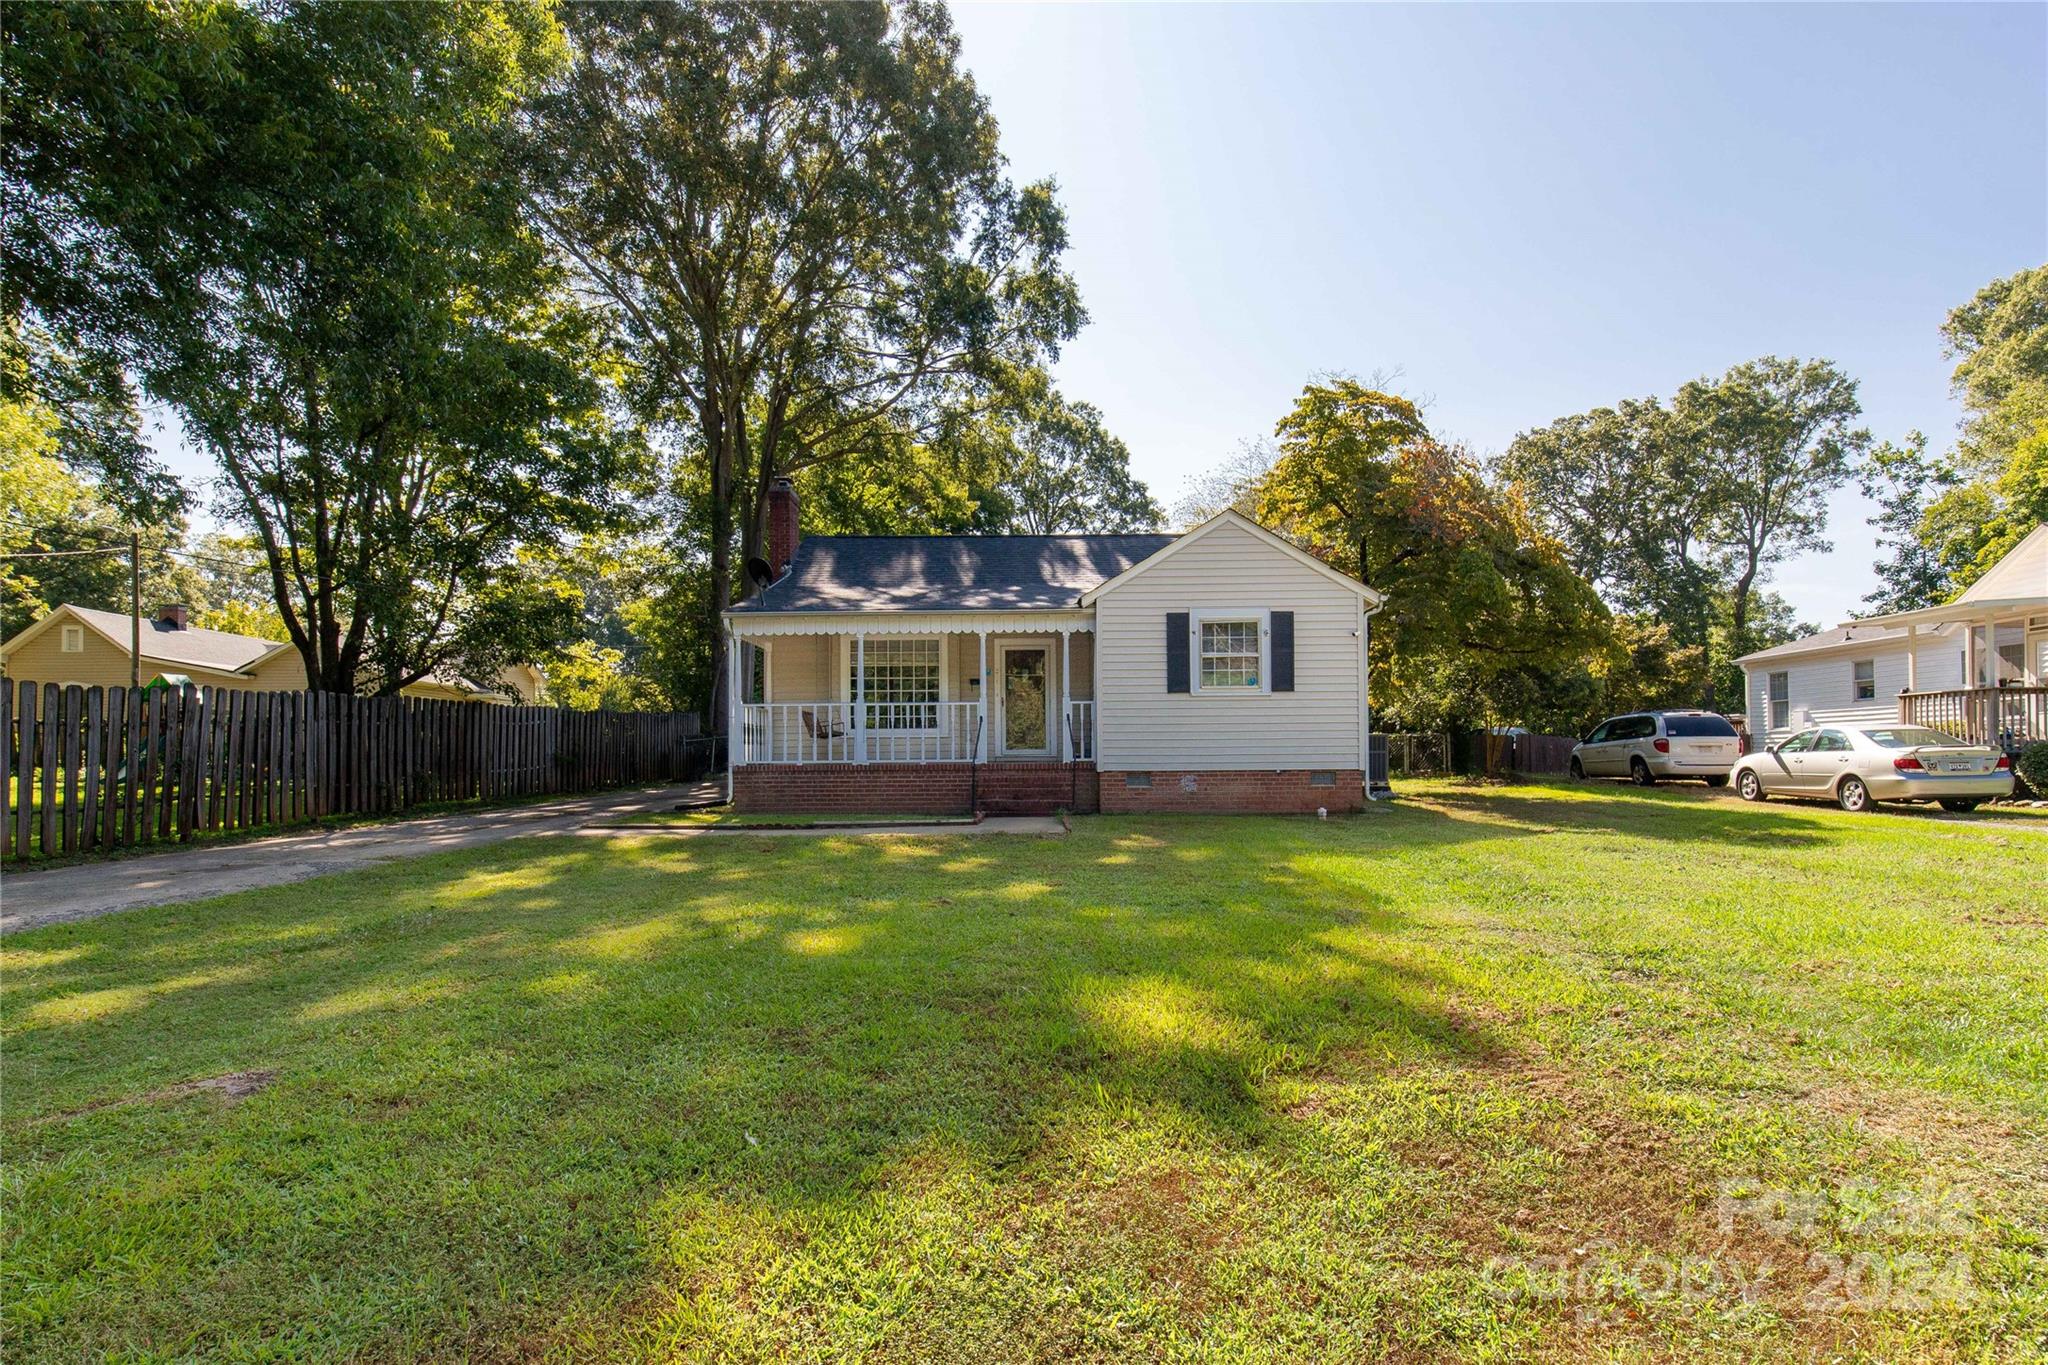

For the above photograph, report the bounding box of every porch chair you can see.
[800,709,848,740]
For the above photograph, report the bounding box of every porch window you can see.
[1768,671,1789,730]
[741,642,769,705]
[1852,659,1875,702]
[1197,617,1263,691]
[854,637,941,730]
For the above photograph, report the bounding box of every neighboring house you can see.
[1738,522,2048,752]
[722,478,1383,814]
[1,603,544,705]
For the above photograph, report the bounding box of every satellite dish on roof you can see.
[745,556,775,591]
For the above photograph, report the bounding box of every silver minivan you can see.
[1570,710,1741,787]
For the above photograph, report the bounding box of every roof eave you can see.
[1841,596,2046,630]
[722,603,1095,622]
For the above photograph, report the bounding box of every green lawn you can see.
[3,780,2044,1360]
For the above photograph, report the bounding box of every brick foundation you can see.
[733,762,1096,815]
[1097,769,1364,814]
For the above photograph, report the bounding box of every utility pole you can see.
[130,531,141,688]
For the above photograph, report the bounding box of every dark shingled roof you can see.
[65,605,285,673]
[729,534,1179,613]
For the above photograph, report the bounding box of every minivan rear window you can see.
[1663,715,1737,737]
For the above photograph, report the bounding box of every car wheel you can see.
[1569,757,1585,780]
[1836,776,1873,813]
[1939,798,1981,813]
[1736,769,1764,802]
[1630,758,1656,787]
[1704,775,1729,789]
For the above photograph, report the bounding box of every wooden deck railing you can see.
[1899,686,2048,749]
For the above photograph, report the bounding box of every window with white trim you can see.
[1851,659,1875,702]
[1767,671,1790,730]
[1196,615,1263,692]
[852,637,941,730]
[60,624,84,653]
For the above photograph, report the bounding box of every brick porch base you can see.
[733,762,1097,816]
[1097,769,1364,814]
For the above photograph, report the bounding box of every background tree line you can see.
[5,2,2041,733]
[1180,261,2043,736]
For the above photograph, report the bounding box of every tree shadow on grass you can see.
[0,814,1581,1357]
[1410,781,1837,848]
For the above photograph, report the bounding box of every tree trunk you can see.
[1712,554,1760,713]
[705,400,733,738]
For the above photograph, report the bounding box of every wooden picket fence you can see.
[1504,732,1578,775]
[1379,730,1579,778]
[2,680,705,860]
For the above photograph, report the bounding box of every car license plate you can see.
[1943,760,1975,772]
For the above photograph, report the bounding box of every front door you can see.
[997,644,1052,757]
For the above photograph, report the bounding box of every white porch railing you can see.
[1066,700,1095,761]
[1900,685,2048,749]
[738,701,981,764]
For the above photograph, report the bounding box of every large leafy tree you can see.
[1859,432,1956,614]
[1689,357,1866,693]
[962,386,1162,534]
[0,328,203,636]
[1250,380,1611,730]
[1946,264,2048,478]
[1884,265,2048,602]
[1497,396,1724,649]
[1862,267,2046,609]
[9,1,640,693]
[526,0,1082,728]
[1503,357,1864,708]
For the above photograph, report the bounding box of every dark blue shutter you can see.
[1166,612,1190,693]
[1271,611,1294,692]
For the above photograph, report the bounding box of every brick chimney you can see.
[156,604,189,630]
[766,476,801,577]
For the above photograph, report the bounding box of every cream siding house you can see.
[723,480,1383,815]
[1739,523,2047,751]
[2,603,544,704]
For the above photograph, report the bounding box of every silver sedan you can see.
[1731,724,2014,813]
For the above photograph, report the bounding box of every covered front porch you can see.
[723,611,1097,814]
[1887,607,2048,750]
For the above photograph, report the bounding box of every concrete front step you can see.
[978,799,1063,817]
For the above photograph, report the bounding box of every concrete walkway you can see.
[0,784,707,934]
[582,816,1067,838]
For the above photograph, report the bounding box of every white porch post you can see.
[1905,620,1918,692]
[854,632,867,763]
[725,624,740,802]
[1059,628,1072,761]
[977,630,989,761]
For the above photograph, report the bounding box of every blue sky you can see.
[144,3,2045,627]
[947,1,2047,625]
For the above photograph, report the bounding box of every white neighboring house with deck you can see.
[721,479,1384,815]
[1738,523,2048,752]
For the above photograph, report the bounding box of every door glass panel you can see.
[1995,623,2025,682]
[1004,649,1048,751]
